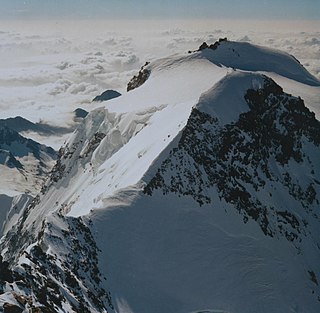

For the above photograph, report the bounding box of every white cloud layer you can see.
[0,19,319,135]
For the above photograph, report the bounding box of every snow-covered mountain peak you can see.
[144,74,320,239]
[196,71,266,125]
[106,54,229,114]
[197,38,320,86]
[1,40,320,313]
[107,37,320,116]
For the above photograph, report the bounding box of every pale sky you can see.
[1,0,319,20]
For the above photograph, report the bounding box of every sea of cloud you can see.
[0,19,319,147]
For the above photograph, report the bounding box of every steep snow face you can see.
[195,71,266,125]
[91,73,320,313]
[90,190,319,313]
[0,56,229,260]
[45,58,229,212]
[58,55,229,217]
[145,74,320,239]
[105,53,229,114]
[199,40,320,86]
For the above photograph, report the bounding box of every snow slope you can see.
[199,39,320,86]
[90,72,320,313]
[4,55,228,232]
[90,190,318,313]
[1,40,320,313]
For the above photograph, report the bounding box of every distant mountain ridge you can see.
[0,126,56,166]
[0,126,57,198]
[0,116,71,136]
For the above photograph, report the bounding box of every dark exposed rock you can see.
[1,215,113,313]
[49,152,66,183]
[144,76,320,241]
[309,270,319,286]
[73,108,88,119]
[30,307,56,313]
[92,90,121,102]
[3,303,23,313]
[218,37,228,42]
[0,192,40,264]
[127,62,151,92]
[0,255,13,283]
[198,42,208,51]
[13,293,31,307]
[83,132,106,157]
[209,42,220,50]
[197,38,228,52]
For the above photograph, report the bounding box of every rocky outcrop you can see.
[127,62,150,92]
[0,215,113,313]
[144,76,320,241]
[193,37,228,53]
[202,37,227,51]
[92,90,121,102]
[73,108,88,120]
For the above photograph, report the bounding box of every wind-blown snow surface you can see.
[90,191,317,313]
[1,41,320,312]
[200,40,320,86]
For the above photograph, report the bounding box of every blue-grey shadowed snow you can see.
[89,189,318,313]
[92,90,121,102]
